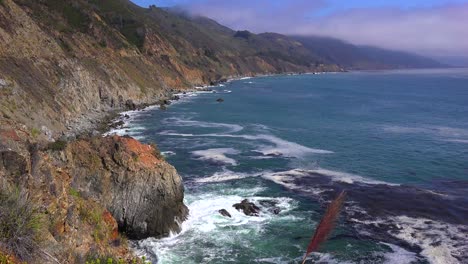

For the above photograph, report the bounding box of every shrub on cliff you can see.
[0,187,44,262]
[47,140,68,151]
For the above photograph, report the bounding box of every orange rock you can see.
[102,210,119,241]
[116,136,161,168]
[0,129,21,141]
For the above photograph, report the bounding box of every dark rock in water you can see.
[171,95,180,101]
[259,200,278,207]
[159,99,171,105]
[271,208,281,215]
[218,209,232,218]
[125,99,137,110]
[124,114,130,119]
[216,98,224,103]
[160,104,167,110]
[265,152,282,157]
[259,200,281,215]
[109,120,125,129]
[233,199,260,216]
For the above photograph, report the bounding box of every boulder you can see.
[233,199,260,216]
[218,209,232,218]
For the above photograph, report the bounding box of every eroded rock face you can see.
[66,136,189,239]
[0,126,189,262]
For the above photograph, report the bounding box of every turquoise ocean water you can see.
[109,69,468,264]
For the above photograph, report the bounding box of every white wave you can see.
[306,168,397,185]
[162,117,244,134]
[350,216,467,264]
[444,139,468,144]
[191,148,240,166]
[262,168,396,187]
[250,134,333,157]
[381,243,418,264]
[388,216,467,264]
[383,125,468,140]
[161,151,176,157]
[159,127,333,159]
[135,191,298,263]
[195,169,254,183]
[159,131,195,137]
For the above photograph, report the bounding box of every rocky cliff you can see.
[0,118,187,263]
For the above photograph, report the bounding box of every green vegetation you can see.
[47,140,67,151]
[69,187,80,198]
[0,187,44,262]
[30,128,40,138]
[0,252,16,264]
[85,255,151,264]
[42,0,90,32]
[150,143,164,160]
[88,0,146,49]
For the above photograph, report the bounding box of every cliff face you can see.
[0,119,187,262]
[65,136,188,239]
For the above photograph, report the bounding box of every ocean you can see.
[108,69,468,264]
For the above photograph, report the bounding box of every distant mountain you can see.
[168,8,444,71]
[289,35,445,70]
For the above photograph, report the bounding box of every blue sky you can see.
[131,0,468,58]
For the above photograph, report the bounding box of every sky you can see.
[132,0,468,62]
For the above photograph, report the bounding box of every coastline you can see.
[101,70,346,137]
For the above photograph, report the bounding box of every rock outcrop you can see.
[0,120,188,262]
[65,136,188,239]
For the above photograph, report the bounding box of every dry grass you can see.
[0,187,43,262]
[302,191,346,264]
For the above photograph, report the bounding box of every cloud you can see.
[177,0,468,57]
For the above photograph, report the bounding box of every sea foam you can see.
[191,148,240,166]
